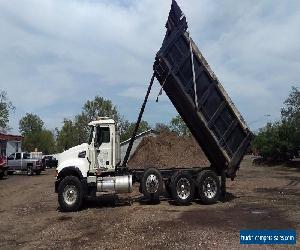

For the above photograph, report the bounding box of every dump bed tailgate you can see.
[153,1,252,178]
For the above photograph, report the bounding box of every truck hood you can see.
[57,143,88,165]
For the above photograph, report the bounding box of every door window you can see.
[96,127,110,145]
[7,153,15,160]
[15,153,21,160]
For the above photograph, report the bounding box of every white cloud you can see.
[0,0,299,133]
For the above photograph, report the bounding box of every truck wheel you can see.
[58,176,84,212]
[0,172,4,179]
[141,168,163,201]
[35,170,41,175]
[27,166,33,176]
[170,171,195,205]
[196,170,220,204]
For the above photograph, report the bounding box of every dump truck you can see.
[55,0,252,212]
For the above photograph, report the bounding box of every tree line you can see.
[1,87,299,160]
[0,92,189,154]
[252,87,300,160]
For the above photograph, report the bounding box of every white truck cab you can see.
[55,118,131,212]
[56,117,121,179]
[87,118,120,173]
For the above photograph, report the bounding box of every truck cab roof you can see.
[88,118,115,126]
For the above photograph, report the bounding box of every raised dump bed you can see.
[154,0,252,179]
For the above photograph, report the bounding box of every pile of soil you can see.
[128,132,209,169]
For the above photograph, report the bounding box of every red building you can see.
[0,133,23,156]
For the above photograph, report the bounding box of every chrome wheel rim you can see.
[176,177,191,200]
[63,185,78,206]
[145,174,159,193]
[203,177,217,199]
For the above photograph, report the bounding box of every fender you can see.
[55,166,88,193]
[57,158,89,178]
[57,166,84,180]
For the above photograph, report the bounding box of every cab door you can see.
[95,126,113,171]
[7,153,16,170]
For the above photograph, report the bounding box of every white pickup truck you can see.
[7,152,43,176]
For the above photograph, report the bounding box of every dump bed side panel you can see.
[154,30,252,178]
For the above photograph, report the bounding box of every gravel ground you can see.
[0,156,299,249]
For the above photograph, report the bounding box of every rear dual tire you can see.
[141,168,163,202]
[170,171,195,205]
[196,170,220,205]
[168,170,220,205]
[141,168,221,205]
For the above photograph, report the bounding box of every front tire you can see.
[58,176,84,212]
[27,165,33,176]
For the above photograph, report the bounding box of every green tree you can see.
[281,86,300,151]
[82,96,121,123]
[56,119,79,151]
[253,87,300,160]
[281,86,300,122]
[38,130,56,154]
[74,96,123,143]
[154,123,170,134]
[19,113,55,153]
[19,113,43,135]
[74,113,90,144]
[170,115,190,136]
[0,90,15,133]
[252,122,295,160]
[56,95,151,149]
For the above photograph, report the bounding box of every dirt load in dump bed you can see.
[128,132,209,169]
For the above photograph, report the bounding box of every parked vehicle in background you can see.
[0,155,8,179]
[42,155,58,169]
[7,152,43,176]
[30,152,43,160]
[31,152,45,170]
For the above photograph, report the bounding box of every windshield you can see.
[88,126,94,144]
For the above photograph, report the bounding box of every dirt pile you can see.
[128,132,209,169]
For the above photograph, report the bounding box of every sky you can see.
[0,0,299,134]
